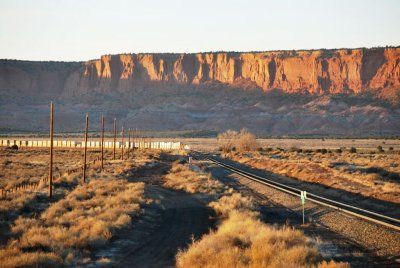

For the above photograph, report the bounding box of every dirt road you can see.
[93,156,216,268]
[118,185,215,268]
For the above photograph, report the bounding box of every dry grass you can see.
[0,192,37,215]
[177,194,348,268]
[0,148,106,189]
[0,148,156,215]
[0,149,157,267]
[209,193,255,218]
[225,150,400,204]
[0,178,147,267]
[180,138,400,153]
[164,161,228,194]
[0,148,117,216]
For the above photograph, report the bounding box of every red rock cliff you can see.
[64,47,400,95]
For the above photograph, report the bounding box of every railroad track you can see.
[194,153,400,232]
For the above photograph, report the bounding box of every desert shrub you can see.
[389,147,394,151]
[10,145,18,150]
[164,162,227,194]
[0,248,62,268]
[209,193,255,218]
[176,211,323,268]
[377,145,384,153]
[321,149,328,154]
[218,129,259,153]
[349,147,357,153]
[177,195,348,268]
[217,130,238,152]
[335,148,342,153]
[236,129,259,152]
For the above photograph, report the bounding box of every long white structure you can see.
[0,139,188,150]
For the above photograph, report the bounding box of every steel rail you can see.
[198,154,400,232]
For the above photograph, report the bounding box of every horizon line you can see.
[1,45,399,63]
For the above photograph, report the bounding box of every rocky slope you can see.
[0,47,399,135]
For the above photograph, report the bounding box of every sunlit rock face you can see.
[0,47,399,135]
[67,47,400,95]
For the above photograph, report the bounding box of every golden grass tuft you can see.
[164,162,227,194]
[0,247,62,268]
[0,191,37,215]
[209,193,255,218]
[177,194,349,268]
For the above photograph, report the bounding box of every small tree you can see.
[236,129,259,152]
[218,130,238,152]
[349,147,357,153]
[217,129,259,153]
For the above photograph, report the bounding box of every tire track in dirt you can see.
[93,155,217,268]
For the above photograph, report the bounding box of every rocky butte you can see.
[0,47,399,135]
[66,47,400,95]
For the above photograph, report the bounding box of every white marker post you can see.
[188,157,192,164]
[301,191,307,224]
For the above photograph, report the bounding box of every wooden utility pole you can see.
[137,129,139,149]
[137,129,140,149]
[101,115,104,170]
[121,126,124,160]
[127,128,131,158]
[83,113,88,183]
[137,128,139,150]
[132,129,135,157]
[48,101,54,198]
[113,118,116,160]
[142,130,145,149]
[142,129,144,149]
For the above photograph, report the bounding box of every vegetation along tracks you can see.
[194,152,400,232]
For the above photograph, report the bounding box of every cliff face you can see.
[63,47,400,95]
[0,47,399,134]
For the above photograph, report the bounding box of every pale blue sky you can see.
[1,0,399,61]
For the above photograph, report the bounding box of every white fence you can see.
[0,139,188,150]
